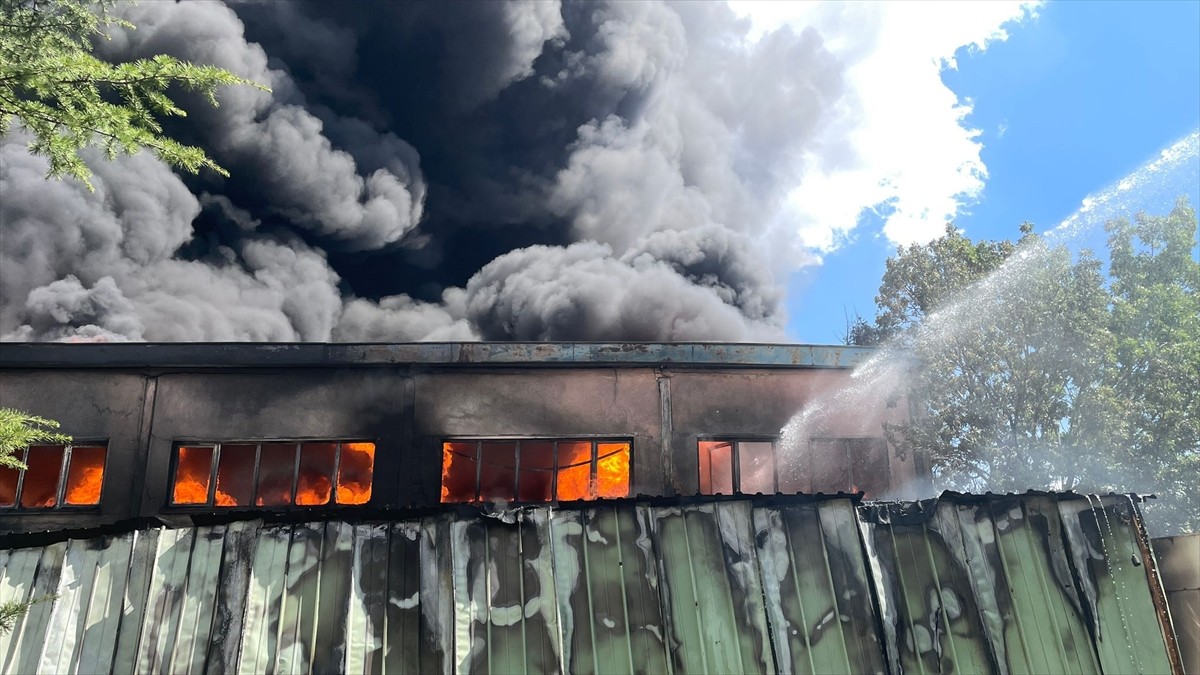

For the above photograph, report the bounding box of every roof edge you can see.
[0,341,876,369]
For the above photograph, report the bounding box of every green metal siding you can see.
[0,494,1179,674]
[859,494,1178,675]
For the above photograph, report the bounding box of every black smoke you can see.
[1,0,851,341]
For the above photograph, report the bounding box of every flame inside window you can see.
[63,446,106,505]
[441,439,630,503]
[335,442,374,505]
[171,441,374,508]
[215,444,256,506]
[173,446,213,505]
[296,442,336,506]
[1,443,107,510]
[555,441,592,501]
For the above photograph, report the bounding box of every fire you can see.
[440,439,630,503]
[441,442,477,502]
[172,446,213,505]
[555,441,592,500]
[596,443,630,498]
[64,446,106,505]
[336,442,374,505]
[174,479,210,505]
[296,473,332,506]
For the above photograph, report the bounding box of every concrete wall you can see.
[0,363,913,532]
[1155,533,1200,674]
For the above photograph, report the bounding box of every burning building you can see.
[0,342,1187,673]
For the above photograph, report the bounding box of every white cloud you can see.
[731,0,1040,249]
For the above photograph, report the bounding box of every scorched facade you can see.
[0,342,917,533]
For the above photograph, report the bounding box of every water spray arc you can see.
[779,130,1200,524]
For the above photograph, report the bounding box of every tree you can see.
[0,0,261,189]
[1103,198,1200,530]
[861,200,1199,533]
[0,408,68,636]
[0,407,68,469]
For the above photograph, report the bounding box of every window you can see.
[0,444,107,510]
[441,438,631,503]
[698,439,777,495]
[170,441,375,508]
[809,437,890,497]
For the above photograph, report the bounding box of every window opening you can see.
[441,438,631,503]
[809,437,890,497]
[0,443,108,510]
[698,439,777,495]
[169,441,375,508]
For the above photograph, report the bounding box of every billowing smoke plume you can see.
[1,1,1032,342]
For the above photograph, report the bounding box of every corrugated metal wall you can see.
[0,495,1180,674]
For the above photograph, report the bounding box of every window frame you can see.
[440,436,634,503]
[0,441,109,511]
[166,439,377,509]
[697,435,779,495]
[807,436,890,496]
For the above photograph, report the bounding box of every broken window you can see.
[808,437,890,497]
[169,441,375,508]
[0,443,107,510]
[441,439,631,503]
[698,439,778,495]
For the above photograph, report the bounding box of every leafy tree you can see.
[1102,198,1200,530]
[0,407,69,469]
[862,200,1199,533]
[0,408,68,636]
[0,0,262,189]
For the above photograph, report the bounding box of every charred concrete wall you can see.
[0,343,914,533]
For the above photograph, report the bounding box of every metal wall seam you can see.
[0,494,1182,675]
[1058,496,1176,674]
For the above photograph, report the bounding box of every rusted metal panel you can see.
[0,494,1180,674]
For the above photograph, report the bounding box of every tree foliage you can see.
[862,199,1199,533]
[0,0,261,189]
[0,408,68,634]
[0,407,70,469]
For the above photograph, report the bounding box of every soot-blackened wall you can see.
[0,350,914,533]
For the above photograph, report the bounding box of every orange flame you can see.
[172,446,213,505]
[555,441,592,500]
[440,439,630,503]
[596,443,630,498]
[441,442,478,502]
[174,479,210,505]
[64,446,106,505]
[336,442,375,505]
[296,474,332,506]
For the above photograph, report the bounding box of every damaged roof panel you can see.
[0,494,1180,674]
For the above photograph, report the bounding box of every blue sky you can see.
[786,0,1200,344]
